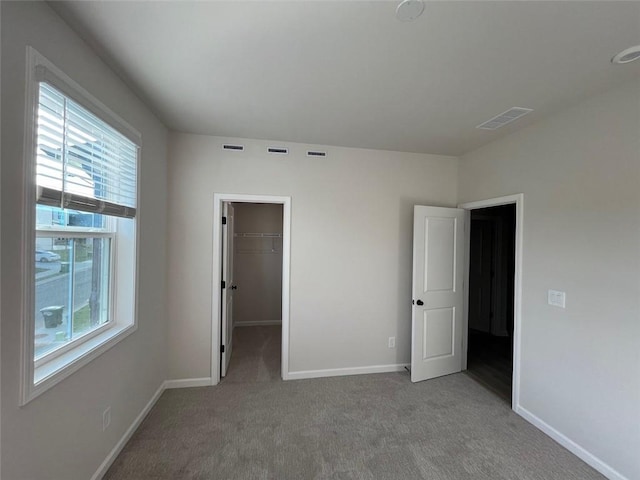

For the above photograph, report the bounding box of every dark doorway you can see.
[466,204,516,404]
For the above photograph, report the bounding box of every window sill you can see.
[22,322,137,406]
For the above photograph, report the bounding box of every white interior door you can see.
[411,206,465,383]
[221,202,235,377]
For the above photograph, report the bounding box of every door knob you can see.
[416,299,424,306]
[231,285,238,290]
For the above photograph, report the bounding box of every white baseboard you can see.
[164,377,212,389]
[288,363,409,381]
[234,320,282,327]
[90,381,165,480]
[516,405,628,480]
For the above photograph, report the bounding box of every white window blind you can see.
[35,81,139,219]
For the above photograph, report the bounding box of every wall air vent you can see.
[476,107,533,130]
[307,150,327,157]
[222,144,244,151]
[267,147,289,155]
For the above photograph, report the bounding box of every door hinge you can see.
[221,280,226,289]
[221,345,225,353]
[222,216,227,225]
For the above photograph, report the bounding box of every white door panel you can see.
[423,307,454,359]
[424,217,457,293]
[221,202,235,377]
[411,206,465,383]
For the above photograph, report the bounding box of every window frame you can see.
[33,229,116,367]
[20,47,142,406]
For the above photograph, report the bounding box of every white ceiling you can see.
[53,1,640,156]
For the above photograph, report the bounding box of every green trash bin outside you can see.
[41,306,64,328]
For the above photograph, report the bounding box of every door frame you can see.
[458,194,523,409]
[212,193,292,384]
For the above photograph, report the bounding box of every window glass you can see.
[34,233,111,359]
[35,205,108,231]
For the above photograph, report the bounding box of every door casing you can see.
[212,193,291,384]
[458,194,523,410]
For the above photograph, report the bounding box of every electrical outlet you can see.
[388,336,396,348]
[102,407,111,431]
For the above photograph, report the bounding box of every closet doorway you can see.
[212,194,291,385]
[222,202,284,380]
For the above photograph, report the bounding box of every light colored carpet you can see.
[223,325,282,384]
[104,326,603,479]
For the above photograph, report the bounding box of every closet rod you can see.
[234,232,282,238]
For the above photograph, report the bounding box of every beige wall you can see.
[167,135,458,378]
[458,79,640,480]
[1,2,169,479]
[233,203,283,326]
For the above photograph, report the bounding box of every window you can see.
[22,49,141,404]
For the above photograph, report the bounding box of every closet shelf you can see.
[234,233,282,238]
[237,250,280,255]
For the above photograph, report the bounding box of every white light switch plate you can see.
[548,290,566,308]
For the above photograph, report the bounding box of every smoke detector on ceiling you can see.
[396,0,424,22]
[611,45,640,64]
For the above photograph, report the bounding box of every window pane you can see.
[34,237,111,359]
[36,204,108,231]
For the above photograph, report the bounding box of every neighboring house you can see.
[35,147,98,251]
[1,2,638,480]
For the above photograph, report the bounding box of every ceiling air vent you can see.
[222,144,244,151]
[267,147,289,155]
[307,150,327,158]
[476,107,533,130]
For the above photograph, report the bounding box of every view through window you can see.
[33,80,137,364]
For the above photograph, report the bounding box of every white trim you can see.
[460,208,471,370]
[458,193,523,211]
[516,406,629,480]
[90,381,165,480]
[234,320,282,327]
[164,377,213,389]
[212,193,292,385]
[458,194,524,411]
[20,46,39,406]
[288,363,409,381]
